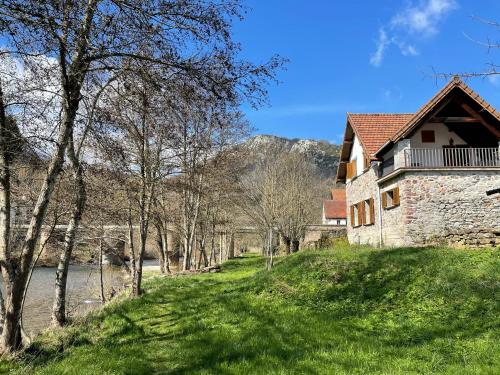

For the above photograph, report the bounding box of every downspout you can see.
[376,162,383,247]
[377,183,383,247]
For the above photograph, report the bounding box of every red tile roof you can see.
[330,188,346,201]
[323,199,346,219]
[347,113,414,157]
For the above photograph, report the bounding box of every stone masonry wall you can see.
[379,175,406,247]
[401,170,500,247]
[346,167,381,246]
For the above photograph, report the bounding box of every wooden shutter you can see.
[393,187,400,206]
[358,202,365,225]
[421,130,435,143]
[364,157,370,170]
[381,191,387,209]
[346,162,352,179]
[352,161,357,177]
[350,205,355,226]
[369,198,375,225]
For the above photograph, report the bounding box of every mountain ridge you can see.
[242,134,341,179]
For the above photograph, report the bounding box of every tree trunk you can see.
[266,228,273,271]
[99,238,105,303]
[0,79,11,338]
[127,200,137,280]
[132,220,147,296]
[51,139,86,327]
[218,232,223,264]
[228,232,235,259]
[197,238,208,269]
[0,90,77,353]
[282,235,291,255]
[155,225,166,273]
[160,229,170,274]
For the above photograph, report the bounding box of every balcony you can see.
[404,147,500,168]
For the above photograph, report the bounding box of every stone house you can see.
[322,188,347,225]
[336,77,500,247]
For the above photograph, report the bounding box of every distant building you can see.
[322,189,347,225]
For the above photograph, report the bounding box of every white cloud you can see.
[381,87,403,102]
[370,0,457,67]
[391,0,457,36]
[398,42,419,56]
[370,28,390,67]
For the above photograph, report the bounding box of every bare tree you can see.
[240,151,319,268]
[435,16,499,79]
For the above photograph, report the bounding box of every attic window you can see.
[421,130,435,143]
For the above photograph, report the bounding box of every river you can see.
[6,259,159,336]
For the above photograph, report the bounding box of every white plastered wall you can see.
[410,122,467,148]
[348,135,365,179]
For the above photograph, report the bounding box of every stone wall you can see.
[346,167,382,246]
[400,170,500,247]
[302,225,346,248]
[379,176,406,247]
[347,167,500,248]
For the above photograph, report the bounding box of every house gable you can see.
[376,77,500,157]
[336,77,500,183]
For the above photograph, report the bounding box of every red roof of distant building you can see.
[323,199,346,219]
[330,188,346,201]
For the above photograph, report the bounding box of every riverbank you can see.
[2,245,499,374]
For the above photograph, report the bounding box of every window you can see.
[382,187,400,209]
[350,204,362,227]
[350,198,375,227]
[346,159,357,179]
[363,198,375,225]
[421,130,435,143]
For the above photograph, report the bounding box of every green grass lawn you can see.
[2,246,499,374]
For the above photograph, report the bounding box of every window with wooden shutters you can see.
[365,198,375,225]
[350,205,355,226]
[382,187,400,209]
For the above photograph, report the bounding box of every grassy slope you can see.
[2,246,499,374]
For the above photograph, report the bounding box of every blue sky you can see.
[234,0,500,143]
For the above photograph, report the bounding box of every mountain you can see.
[242,135,341,179]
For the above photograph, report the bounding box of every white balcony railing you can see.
[404,147,500,168]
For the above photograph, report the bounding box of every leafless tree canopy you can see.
[0,0,284,354]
